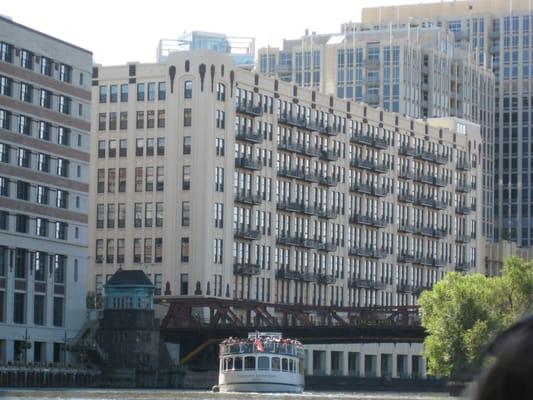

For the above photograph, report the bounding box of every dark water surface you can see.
[0,389,449,400]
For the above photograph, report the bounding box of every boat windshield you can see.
[220,337,303,357]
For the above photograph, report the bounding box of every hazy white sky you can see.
[2,0,437,65]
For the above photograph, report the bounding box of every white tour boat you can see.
[216,332,304,393]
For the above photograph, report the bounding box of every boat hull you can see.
[219,382,303,393]
[218,370,304,393]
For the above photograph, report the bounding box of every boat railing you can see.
[220,342,303,357]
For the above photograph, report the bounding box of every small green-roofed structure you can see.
[104,268,154,310]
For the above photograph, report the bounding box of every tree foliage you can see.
[419,257,533,378]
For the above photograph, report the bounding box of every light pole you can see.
[22,328,31,364]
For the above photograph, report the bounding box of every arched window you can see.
[184,80,192,99]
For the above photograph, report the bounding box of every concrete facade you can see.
[0,17,92,364]
[90,50,484,310]
[362,0,533,247]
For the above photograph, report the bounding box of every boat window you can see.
[234,356,242,370]
[244,356,256,370]
[289,359,294,372]
[282,357,289,372]
[227,357,233,371]
[220,359,224,371]
[271,356,280,371]
[258,356,270,370]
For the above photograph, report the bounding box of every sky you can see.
[2,0,439,65]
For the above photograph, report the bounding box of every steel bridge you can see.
[156,297,425,365]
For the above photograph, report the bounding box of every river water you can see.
[0,389,449,400]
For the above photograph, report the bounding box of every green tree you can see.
[419,257,533,379]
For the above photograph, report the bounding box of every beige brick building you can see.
[90,50,483,308]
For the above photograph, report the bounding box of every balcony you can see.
[278,114,313,130]
[317,208,338,219]
[317,274,337,284]
[397,253,416,263]
[455,234,471,243]
[413,257,447,268]
[456,183,472,193]
[318,175,337,187]
[350,134,388,149]
[350,158,388,173]
[416,196,447,210]
[319,149,339,162]
[350,183,388,197]
[236,102,263,117]
[399,145,418,157]
[398,193,416,204]
[234,191,262,205]
[456,160,472,171]
[278,142,319,157]
[234,228,262,241]
[235,157,262,171]
[398,223,416,234]
[349,247,388,259]
[276,269,302,280]
[348,279,386,290]
[418,150,448,165]
[277,168,305,180]
[277,201,318,216]
[398,169,415,180]
[276,235,320,250]
[413,285,433,296]
[415,174,447,187]
[349,214,387,228]
[318,242,338,253]
[236,128,263,144]
[455,261,474,272]
[365,93,379,103]
[397,283,415,294]
[233,263,261,275]
[456,206,472,215]
[417,226,447,239]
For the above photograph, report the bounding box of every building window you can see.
[182,201,190,227]
[181,238,189,263]
[147,82,156,101]
[156,202,164,227]
[98,113,106,130]
[55,222,68,240]
[134,202,142,228]
[56,189,68,209]
[19,82,33,103]
[53,297,64,327]
[57,127,70,146]
[135,167,143,192]
[145,203,153,228]
[136,138,144,156]
[184,108,192,126]
[109,112,117,130]
[156,166,164,191]
[216,83,226,101]
[36,185,49,204]
[107,204,115,228]
[137,83,145,101]
[120,84,128,102]
[0,42,14,63]
[155,238,163,263]
[109,84,118,102]
[0,109,10,129]
[15,248,27,278]
[99,86,107,103]
[157,110,165,128]
[133,238,142,263]
[182,165,191,190]
[38,121,51,141]
[144,238,152,263]
[184,80,192,99]
[107,168,116,193]
[57,158,69,177]
[157,137,165,155]
[158,82,166,100]
[106,239,114,263]
[17,148,30,168]
[216,110,225,129]
[96,204,104,229]
[16,181,30,200]
[59,64,72,83]
[58,95,71,114]
[120,112,128,129]
[183,136,192,154]
[108,140,116,158]
[0,176,9,196]
[53,256,65,283]
[117,239,125,263]
[95,239,104,263]
[39,89,52,108]
[97,169,105,193]
[136,111,144,128]
[147,110,155,128]
[13,293,25,324]
[20,49,33,70]
[34,295,45,326]
[0,75,11,96]
[18,115,31,135]
[119,168,126,192]
[40,56,53,76]
[214,239,223,264]
[214,203,224,228]
[0,210,8,230]
[16,214,29,233]
[119,139,127,157]
[118,203,126,228]
[145,167,154,191]
[180,273,189,295]
[215,138,225,156]
[36,217,48,237]
[215,167,224,192]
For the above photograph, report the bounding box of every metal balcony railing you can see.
[456,183,472,193]
[398,193,416,203]
[233,263,261,275]
[318,175,337,187]
[455,261,474,272]
[397,253,416,263]
[277,142,319,157]
[350,158,388,173]
[236,102,263,117]
[416,196,447,210]
[398,169,415,180]
[235,157,262,171]
[456,206,472,215]
[417,227,447,239]
[234,228,262,240]
[397,223,416,234]
[415,174,447,187]
[276,269,302,280]
[234,191,262,205]
[319,149,339,162]
[455,234,471,243]
[348,279,386,290]
[317,208,338,219]
[399,145,418,157]
[349,215,387,228]
[413,257,447,268]
[456,160,472,171]
[349,247,388,259]
[236,128,263,144]
[350,134,388,149]
[350,183,388,197]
